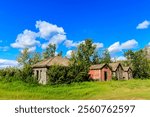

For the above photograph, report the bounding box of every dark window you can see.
[36,70,39,80]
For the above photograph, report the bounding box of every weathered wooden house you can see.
[32,56,70,84]
[89,64,112,81]
[109,63,124,80]
[123,67,133,80]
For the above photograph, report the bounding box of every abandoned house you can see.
[32,56,70,84]
[123,67,133,80]
[89,64,112,81]
[109,63,124,80]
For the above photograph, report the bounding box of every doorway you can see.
[104,71,107,81]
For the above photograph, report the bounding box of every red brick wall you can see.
[89,70,101,80]
[89,67,112,81]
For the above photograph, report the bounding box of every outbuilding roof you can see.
[123,67,132,72]
[90,63,111,70]
[32,56,70,68]
[109,63,122,71]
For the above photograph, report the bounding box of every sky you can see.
[0,0,150,67]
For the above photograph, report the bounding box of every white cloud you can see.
[108,42,121,53]
[121,39,138,49]
[64,40,84,48]
[148,42,150,46]
[108,39,138,53]
[64,40,104,50]
[41,34,67,49]
[66,50,73,58]
[35,20,67,49]
[0,59,18,68]
[36,20,65,39]
[93,42,104,49]
[111,56,127,61]
[11,30,40,52]
[0,46,9,51]
[136,20,150,29]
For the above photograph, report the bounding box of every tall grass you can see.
[0,79,150,100]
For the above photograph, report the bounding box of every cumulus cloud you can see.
[11,30,40,51]
[64,40,84,48]
[108,39,138,53]
[66,50,73,58]
[41,34,66,49]
[93,42,104,49]
[136,20,150,29]
[121,39,138,49]
[35,20,67,49]
[0,59,18,68]
[36,20,65,39]
[108,42,121,53]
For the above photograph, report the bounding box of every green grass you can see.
[0,79,150,100]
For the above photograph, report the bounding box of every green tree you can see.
[30,52,41,65]
[69,39,96,82]
[124,49,150,78]
[43,44,56,59]
[101,49,111,64]
[17,48,34,83]
[92,51,101,64]
[77,39,96,65]
[17,48,30,66]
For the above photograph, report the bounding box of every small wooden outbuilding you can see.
[123,67,133,80]
[32,56,70,84]
[109,63,124,80]
[89,64,112,81]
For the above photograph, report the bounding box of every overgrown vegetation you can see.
[0,39,150,85]
[124,49,150,79]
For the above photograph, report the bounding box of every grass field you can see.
[0,79,150,100]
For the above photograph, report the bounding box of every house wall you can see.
[116,65,123,80]
[33,68,48,84]
[127,69,133,79]
[89,66,112,81]
[89,70,101,81]
[123,72,128,80]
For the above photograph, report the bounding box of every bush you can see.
[48,65,69,85]
[47,64,91,85]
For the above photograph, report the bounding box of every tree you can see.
[17,48,34,83]
[77,39,96,65]
[43,44,56,59]
[124,49,150,78]
[69,39,96,82]
[30,52,41,65]
[92,51,101,64]
[17,48,30,66]
[101,49,111,64]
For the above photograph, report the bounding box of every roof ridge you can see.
[46,56,56,66]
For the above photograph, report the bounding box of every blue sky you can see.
[0,0,150,67]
